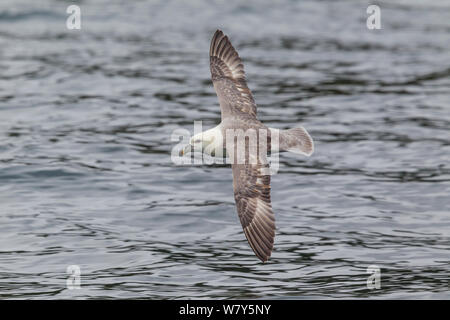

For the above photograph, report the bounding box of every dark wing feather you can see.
[232,161,275,262]
[210,30,257,118]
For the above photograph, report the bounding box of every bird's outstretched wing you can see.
[232,161,275,262]
[210,29,257,118]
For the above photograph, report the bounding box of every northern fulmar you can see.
[181,30,314,262]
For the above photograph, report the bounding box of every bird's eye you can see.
[194,139,201,143]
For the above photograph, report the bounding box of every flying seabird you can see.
[181,30,314,262]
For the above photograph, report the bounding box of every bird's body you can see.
[182,30,314,262]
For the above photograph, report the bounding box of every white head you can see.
[180,125,224,157]
[191,132,215,151]
[180,132,214,156]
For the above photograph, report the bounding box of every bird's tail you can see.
[278,127,314,156]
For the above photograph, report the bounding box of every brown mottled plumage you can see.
[205,30,313,262]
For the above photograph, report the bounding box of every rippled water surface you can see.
[0,0,449,299]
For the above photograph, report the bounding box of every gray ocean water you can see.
[0,0,449,299]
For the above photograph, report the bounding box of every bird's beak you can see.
[179,143,193,156]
